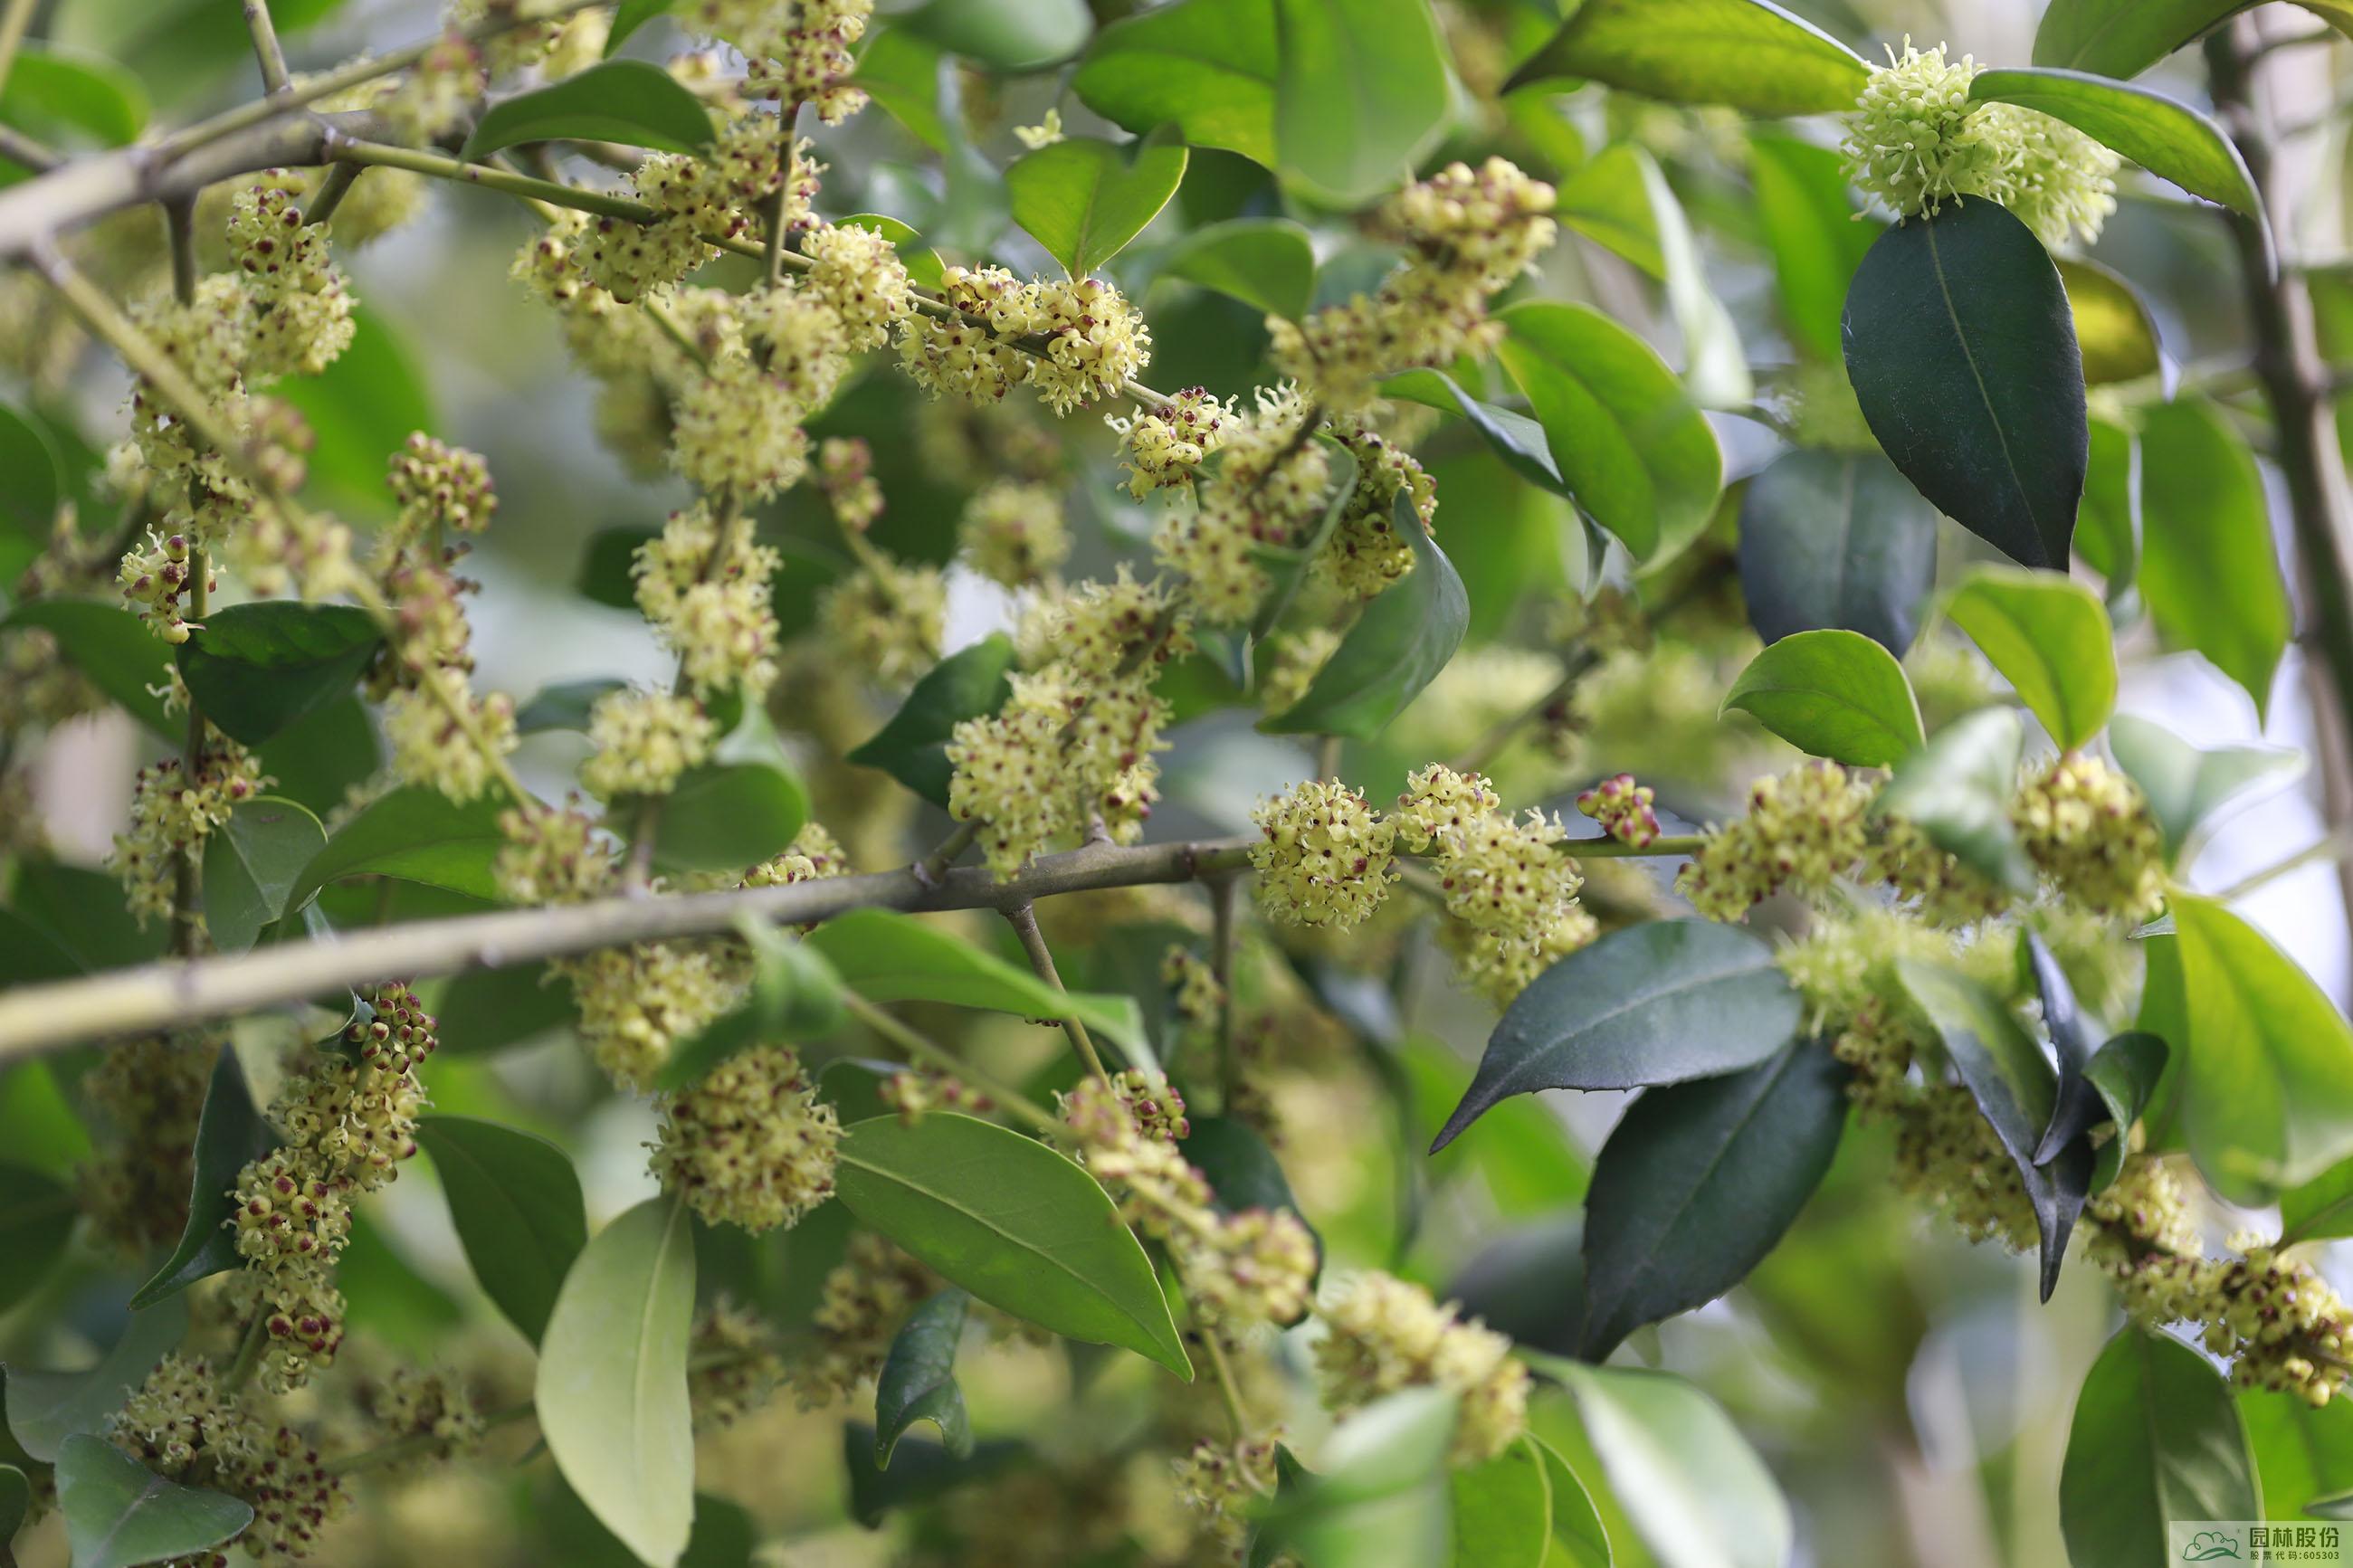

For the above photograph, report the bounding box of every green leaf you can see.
[0,402,62,565]
[1272,0,1450,204]
[2169,891,2353,1205]
[1257,1389,1457,1568]
[0,1462,27,1544]
[1942,565,2116,748]
[413,1115,586,1346]
[463,60,715,160]
[1497,301,1722,566]
[834,1112,1191,1379]
[1748,131,1880,365]
[1555,142,1663,277]
[1381,370,1567,500]
[272,307,432,519]
[895,0,1091,69]
[1186,1116,1316,1246]
[254,694,381,818]
[0,43,148,148]
[1737,448,1937,656]
[516,677,626,734]
[1843,200,2089,566]
[842,1424,1024,1528]
[804,908,1148,1064]
[2241,1385,2353,1520]
[1,599,174,737]
[2034,0,2251,79]
[56,1434,252,1568]
[1872,707,2035,889]
[646,759,809,875]
[2076,416,2140,594]
[2080,1031,2169,1193]
[1262,497,1467,740]
[1895,958,2090,1298]
[1449,1437,1552,1568]
[656,918,847,1090]
[1559,1364,1792,1568]
[1506,0,1868,113]
[130,1049,275,1307]
[2057,256,2164,386]
[6,1297,188,1460]
[2138,396,2292,719]
[1250,438,1361,641]
[0,1164,73,1316]
[434,964,578,1056]
[1072,0,1276,167]
[176,602,383,749]
[286,785,510,912]
[846,635,1016,809]
[874,1288,972,1467]
[1448,1219,1586,1358]
[538,1195,697,1568]
[2107,716,2302,872]
[199,795,326,954]
[1531,1440,1613,1568]
[2024,930,2104,1168]
[1721,629,1925,767]
[1970,67,2259,215]
[604,0,671,54]
[1161,217,1317,320]
[1435,920,1802,1151]
[1577,1040,1847,1360]
[1006,128,1187,278]
[2060,1328,2260,1568]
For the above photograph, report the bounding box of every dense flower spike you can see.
[1252,779,1398,928]
[109,738,263,925]
[1109,386,1235,499]
[958,478,1071,587]
[690,1298,788,1428]
[227,173,357,379]
[555,940,741,1090]
[79,1034,215,1253]
[1679,760,1872,919]
[799,222,914,349]
[113,1354,351,1562]
[634,500,786,697]
[1152,382,1333,623]
[580,689,717,799]
[798,1233,936,1406]
[386,433,495,540]
[1314,1271,1529,1464]
[651,1045,841,1231]
[2011,751,2166,920]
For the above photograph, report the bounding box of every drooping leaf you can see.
[414,1115,588,1346]
[1071,0,1274,166]
[2137,396,2292,718]
[1160,217,1317,320]
[2034,0,2256,79]
[1006,128,1187,278]
[2059,1328,2260,1568]
[834,1113,1191,1379]
[846,635,1016,809]
[1748,131,1881,363]
[1498,301,1722,566]
[873,1288,972,1467]
[1448,1437,1552,1568]
[1272,0,1450,204]
[656,918,847,1090]
[130,1049,275,1307]
[463,59,715,160]
[1895,958,2091,1298]
[285,785,510,911]
[537,1195,697,1568]
[1577,1040,1848,1360]
[1554,141,1663,277]
[1737,447,1937,659]
[200,795,326,954]
[0,1164,74,1316]
[5,1297,189,1459]
[1942,565,2116,749]
[1530,1440,1614,1568]
[175,602,383,748]
[1842,200,2087,570]
[2109,713,2301,869]
[1971,67,2259,214]
[1506,0,1867,113]
[604,0,672,54]
[1558,1363,1793,1568]
[1262,497,1467,740]
[1872,706,2034,889]
[1720,629,1925,768]
[55,1434,252,1568]
[1,599,174,737]
[1434,921,1802,1152]
[1380,369,1567,499]
[2057,256,2165,386]
[894,0,1091,69]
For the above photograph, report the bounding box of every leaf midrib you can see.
[1497,948,1774,1079]
[1924,215,2038,537]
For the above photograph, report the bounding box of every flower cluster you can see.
[1251,779,1398,929]
[1399,765,1593,1005]
[580,689,717,800]
[690,0,872,122]
[386,432,495,540]
[650,1045,842,1231]
[797,1232,937,1406]
[78,1033,214,1253]
[690,1298,788,1428]
[113,1354,350,1563]
[1148,382,1331,624]
[743,820,853,889]
[1313,1270,1529,1464]
[1173,1435,1281,1557]
[799,223,913,349]
[899,268,1151,413]
[957,478,1070,587]
[634,500,786,697]
[109,738,264,926]
[555,940,742,1090]
[1678,760,1873,920]
[493,802,616,905]
[228,173,357,379]
[1108,386,1234,499]
[1323,421,1438,600]
[348,1365,485,1470]
[1578,773,1661,847]
[815,553,947,687]
[2010,751,2166,921]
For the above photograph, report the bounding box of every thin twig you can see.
[0,0,35,99]
[1005,902,1110,1082]
[244,0,293,94]
[916,820,982,885]
[1206,875,1241,1108]
[2212,823,2353,904]
[165,197,198,306]
[300,162,362,226]
[841,991,1060,1133]
[0,122,57,174]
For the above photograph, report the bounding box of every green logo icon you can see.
[2182,1531,2243,1562]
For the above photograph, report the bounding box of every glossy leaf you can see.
[846,634,1017,809]
[131,1050,275,1307]
[1578,1041,1847,1359]
[1748,131,1880,363]
[286,785,510,911]
[56,1434,252,1568]
[874,1288,972,1467]
[1843,201,2087,570]
[2081,1031,2169,1194]
[175,602,383,748]
[1506,0,1867,113]
[1737,448,1937,655]
[834,1113,1191,1378]
[1872,707,2035,889]
[2109,712,2301,867]
[1448,1219,1586,1359]
[1943,565,2116,748]
[1971,67,2258,214]
[1072,0,1276,166]
[1561,1364,1792,1568]
[2170,892,2353,1205]
[1498,301,1722,566]
[1,599,173,737]
[1721,629,1925,768]
[2060,1328,2259,1568]
[1555,142,1662,277]
[2057,257,2164,386]
[1434,920,1802,1151]
[200,795,326,954]
[1161,217,1316,320]
[656,918,847,1089]
[1380,370,1565,498]
[1262,496,1466,740]
[2241,1386,2353,1520]
[2034,0,2253,79]
[1449,1438,1552,1568]
[604,0,671,54]
[1272,0,1450,204]
[1186,1116,1320,1297]
[6,1297,188,1460]
[538,1195,698,1568]
[0,1163,73,1316]
[649,761,809,876]
[2138,396,2292,718]
[415,1115,589,1345]
[895,0,1090,69]
[1007,129,1187,278]
[463,60,714,159]
[2024,932,2101,1171]
[255,695,381,819]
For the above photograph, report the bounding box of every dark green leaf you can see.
[2034,0,2250,79]
[1262,497,1464,740]
[1942,565,2116,749]
[272,307,432,519]
[1842,200,2086,570]
[1872,707,2034,889]
[1381,369,1567,497]
[656,918,847,1089]
[0,402,62,565]
[846,634,1016,808]
[286,785,510,912]
[2024,931,2101,1166]
[841,1424,1023,1528]
[1186,1116,1319,1297]
[463,60,714,160]
[2,599,174,737]
[1737,448,1937,655]
[1249,440,1358,641]
[895,0,1090,69]
[834,1112,1191,1378]
[2138,396,2292,718]
[0,1164,73,1316]
[1072,0,1276,166]
[1448,1219,1586,1360]
[1448,1437,1551,1568]
[516,677,627,735]
[1972,67,2259,214]
[175,603,382,749]
[537,1195,696,1568]
[0,1461,26,1543]
[415,1114,589,1345]
[253,695,380,818]
[1558,1363,1791,1568]
[1506,0,1868,112]
[130,1049,275,1307]
[1007,128,1187,278]
[1,43,149,148]
[2110,715,2301,874]
[200,795,326,954]
[2058,256,2164,386]
[434,965,578,1056]
[1161,217,1316,320]
[0,908,80,988]
[7,861,165,970]
[1497,301,1722,566]
[2080,1031,2168,1193]
[6,1297,188,1459]
[1435,920,1802,1151]
[56,1434,252,1568]
[2060,1328,2259,1568]
[1748,131,1881,364]
[1272,0,1450,204]
[1721,629,1925,767]
[1577,1040,1847,1360]
[874,1288,972,1466]
[650,761,809,876]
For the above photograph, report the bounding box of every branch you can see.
[244,0,292,96]
[1005,902,1110,1081]
[0,0,33,99]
